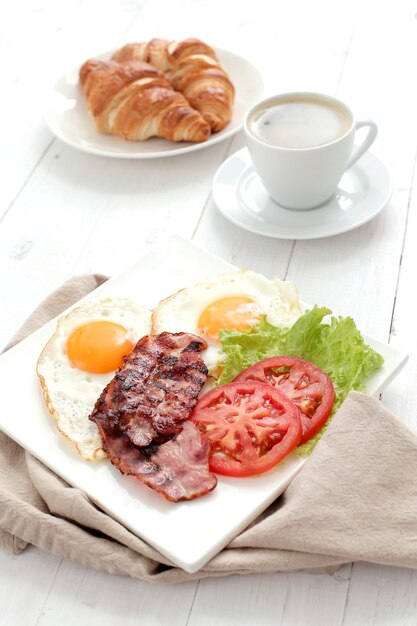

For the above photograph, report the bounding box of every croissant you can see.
[112,38,235,132]
[79,59,211,143]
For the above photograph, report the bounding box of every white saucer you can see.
[212,148,392,239]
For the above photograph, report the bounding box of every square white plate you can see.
[0,236,408,572]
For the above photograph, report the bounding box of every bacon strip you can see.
[89,332,217,502]
[92,419,217,502]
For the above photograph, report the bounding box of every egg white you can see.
[152,270,302,376]
[37,298,152,461]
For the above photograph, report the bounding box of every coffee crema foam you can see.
[250,96,352,149]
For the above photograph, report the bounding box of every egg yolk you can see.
[198,297,261,342]
[66,321,134,374]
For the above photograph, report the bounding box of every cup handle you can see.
[347,119,378,169]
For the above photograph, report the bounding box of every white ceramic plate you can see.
[0,236,407,572]
[43,49,264,158]
[212,148,392,239]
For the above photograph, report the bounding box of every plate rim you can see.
[212,147,393,240]
[43,47,264,159]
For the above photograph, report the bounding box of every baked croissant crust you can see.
[79,59,211,143]
[112,38,235,132]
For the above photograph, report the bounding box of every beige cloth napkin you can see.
[1,275,417,583]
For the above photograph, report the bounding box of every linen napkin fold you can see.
[1,276,416,583]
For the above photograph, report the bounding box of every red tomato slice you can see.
[191,381,302,477]
[235,356,335,444]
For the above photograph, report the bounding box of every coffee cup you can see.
[244,92,378,210]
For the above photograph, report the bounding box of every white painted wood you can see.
[188,566,352,626]
[2,0,417,624]
[0,547,61,626]
[381,142,417,430]
[0,138,230,349]
[342,563,417,626]
[0,0,143,221]
[35,558,197,626]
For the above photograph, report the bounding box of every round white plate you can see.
[43,48,264,159]
[212,148,392,239]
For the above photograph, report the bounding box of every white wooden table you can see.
[1,0,417,623]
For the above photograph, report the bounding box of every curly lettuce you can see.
[217,306,384,455]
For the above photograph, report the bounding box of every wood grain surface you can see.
[1,0,416,624]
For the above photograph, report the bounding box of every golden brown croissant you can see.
[79,59,211,143]
[112,38,235,132]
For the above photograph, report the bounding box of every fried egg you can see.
[152,270,302,376]
[37,298,152,461]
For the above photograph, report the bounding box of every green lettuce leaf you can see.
[217,306,384,455]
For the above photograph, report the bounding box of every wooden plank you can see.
[342,563,417,626]
[0,547,61,626]
[35,558,196,626]
[0,138,228,350]
[188,573,289,626]
[284,191,407,340]
[381,142,417,430]
[188,567,351,626]
[280,568,351,626]
[0,0,144,221]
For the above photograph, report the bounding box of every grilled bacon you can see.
[89,332,217,502]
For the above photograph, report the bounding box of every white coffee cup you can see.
[244,92,378,210]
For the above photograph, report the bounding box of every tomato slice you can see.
[235,356,335,444]
[191,381,302,477]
